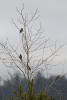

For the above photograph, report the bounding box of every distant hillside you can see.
[0,72,67,100]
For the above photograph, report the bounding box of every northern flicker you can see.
[19,28,23,33]
[19,54,22,61]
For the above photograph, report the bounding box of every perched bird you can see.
[19,54,22,61]
[55,75,60,80]
[19,28,23,33]
[27,65,31,71]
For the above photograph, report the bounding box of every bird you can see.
[27,65,31,71]
[55,75,60,80]
[19,54,22,61]
[19,28,23,33]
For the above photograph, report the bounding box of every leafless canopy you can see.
[0,4,65,80]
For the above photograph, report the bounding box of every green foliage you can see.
[26,79,36,100]
[36,91,54,100]
[14,84,24,100]
[9,79,56,100]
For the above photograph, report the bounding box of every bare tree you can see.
[0,4,65,81]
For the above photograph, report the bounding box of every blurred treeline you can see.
[0,72,67,100]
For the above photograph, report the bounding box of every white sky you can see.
[0,0,67,79]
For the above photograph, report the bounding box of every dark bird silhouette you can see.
[19,54,22,60]
[19,28,23,33]
[55,75,60,80]
[27,65,31,71]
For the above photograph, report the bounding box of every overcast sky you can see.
[0,0,67,79]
